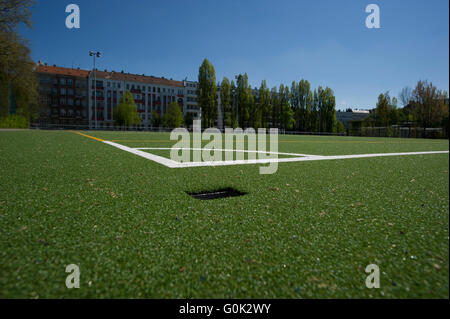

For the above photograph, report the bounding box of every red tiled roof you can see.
[35,65,89,77]
[93,70,184,87]
[35,64,184,87]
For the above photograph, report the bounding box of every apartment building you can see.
[35,63,201,128]
[35,64,89,126]
[183,80,200,124]
[89,70,191,128]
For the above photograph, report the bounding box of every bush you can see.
[0,115,29,128]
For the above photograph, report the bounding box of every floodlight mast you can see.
[89,51,101,129]
[235,75,239,126]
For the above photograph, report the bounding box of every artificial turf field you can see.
[0,129,448,298]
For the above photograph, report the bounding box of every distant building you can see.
[34,62,201,128]
[88,69,187,128]
[35,64,89,126]
[183,80,200,123]
[336,109,370,128]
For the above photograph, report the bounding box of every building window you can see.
[60,78,66,85]
[67,79,73,85]
[60,88,66,95]
[68,98,73,106]
[68,88,73,95]
[126,84,130,90]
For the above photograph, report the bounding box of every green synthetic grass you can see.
[0,130,448,298]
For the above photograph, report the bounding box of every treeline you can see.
[357,80,449,136]
[198,59,342,132]
[0,0,38,127]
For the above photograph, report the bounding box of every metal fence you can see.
[350,126,447,139]
[29,123,448,139]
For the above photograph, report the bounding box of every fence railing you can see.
[29,123,448,139]
[350,126,447,139]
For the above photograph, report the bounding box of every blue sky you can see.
[20,0,449,110]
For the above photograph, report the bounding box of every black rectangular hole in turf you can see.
[187,187,247,200]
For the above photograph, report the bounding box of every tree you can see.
[0,0,38,125]
[280,103,295,130]
[310,89,319,132]
[317,86,325,132]
[151,110,161,127]
[0,0,34,33]
[324,87,336,132]
[113,91,141,127]
[230,80,237,128]
[390,97,399,125]
[279,85,293,130]
[399,86,413,107]
[236,73,251,128]
[298,79,312,131]
[163,101,184,128]
[248,88,259,128]
[335,120,346,133]
[375,92,392,127]
[259,80,271,128]
[270,86,280,128]
[410,80,448,129]
[220,77,232,127]
[197,58,217,128]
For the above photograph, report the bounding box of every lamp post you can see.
[235,75,239,126]
[89,51,101,129]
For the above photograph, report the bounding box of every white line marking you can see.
[102,141,180,168]
[102,141,449,168]
[133,147,318,157]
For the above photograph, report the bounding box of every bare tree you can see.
[399,86,412,107]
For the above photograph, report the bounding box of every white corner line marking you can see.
[102,141,449,168]
[102,141,180,168]
[133,147,318,158]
